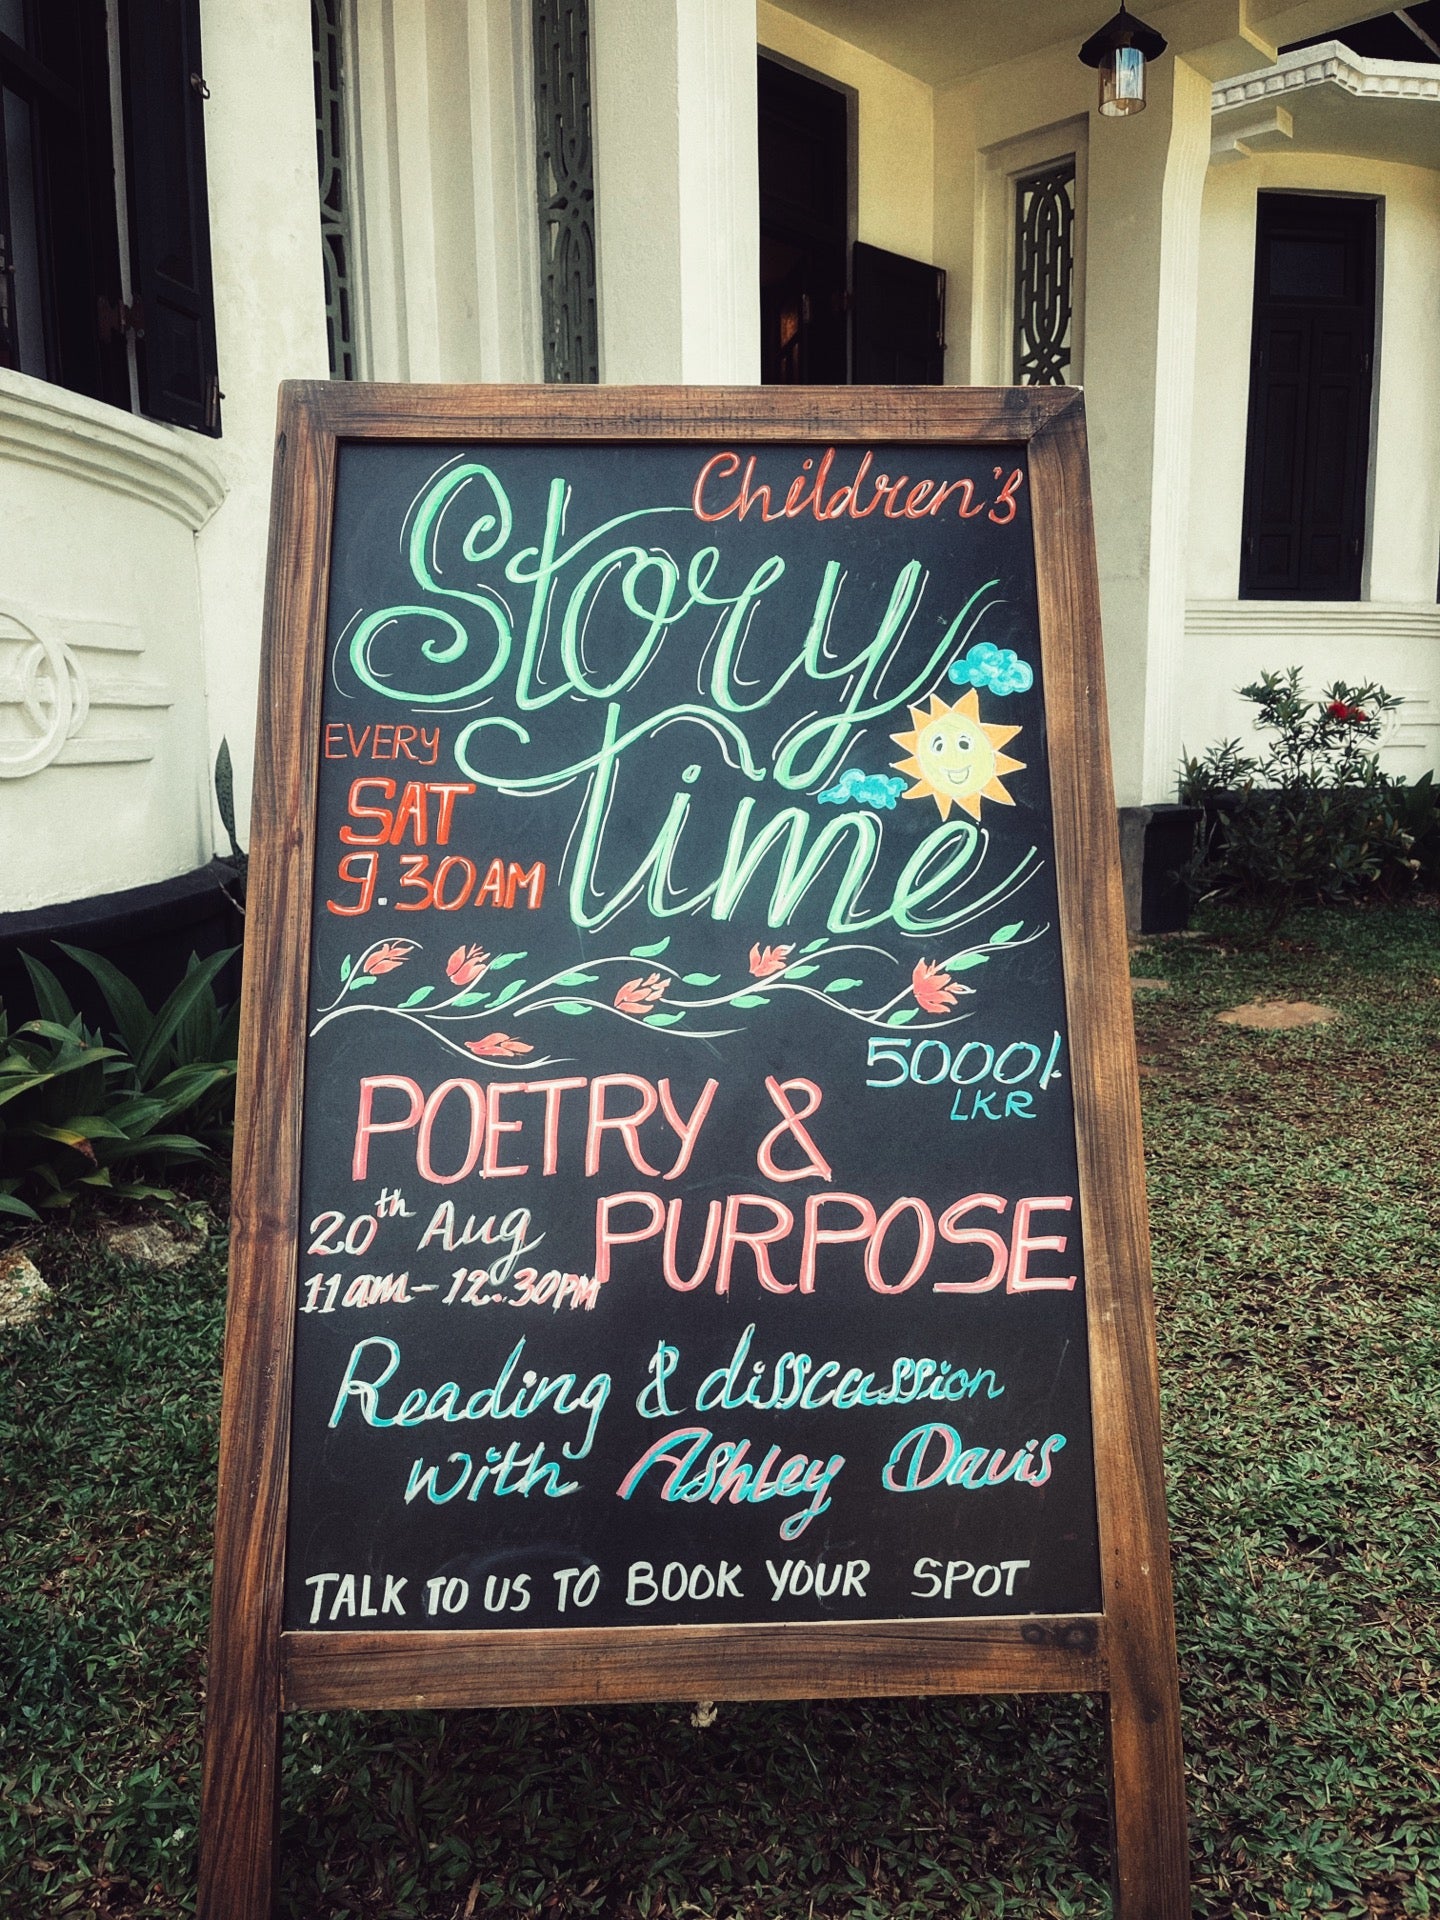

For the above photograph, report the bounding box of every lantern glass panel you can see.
[1099,44,1146,115]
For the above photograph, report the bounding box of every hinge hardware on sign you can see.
[206,375,225,431]
[190,71,210,98]
[98,295,146,343]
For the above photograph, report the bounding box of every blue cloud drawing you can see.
[818,768,907,810]
[950,640,1033,696]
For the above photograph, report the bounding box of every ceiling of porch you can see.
[766,0,1391,85]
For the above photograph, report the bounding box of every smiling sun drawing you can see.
[890,689,1025,820]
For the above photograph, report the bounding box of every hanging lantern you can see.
[1078,4,1168,116]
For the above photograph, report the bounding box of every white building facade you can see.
[1,0,1436,954]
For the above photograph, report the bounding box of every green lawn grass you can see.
[2,905,1438,1918]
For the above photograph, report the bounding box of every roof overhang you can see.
[1211,40,1440,164]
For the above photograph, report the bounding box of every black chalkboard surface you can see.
[285,438,1098,1633]
[200,386,1188,1920]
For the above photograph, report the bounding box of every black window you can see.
[1240,193,1375,600]
[0,0,220,434]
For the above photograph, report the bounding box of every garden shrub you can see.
[1178,668,1424,928]
[0,946,238,1222]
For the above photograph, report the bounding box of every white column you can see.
[465,0,543,383]
[349,0,541,383]
[590,0,759,384]
[1083,55,1212,806]
[197,0,330,836]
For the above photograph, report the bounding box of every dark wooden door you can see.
[757,56,848,385]
[1240,193,1375,600]
[851,240,945,384]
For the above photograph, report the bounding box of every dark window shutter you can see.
[851,241,945,385]
[119,0,220,434]
[30,0,130,410]
[1240,193,1374,600]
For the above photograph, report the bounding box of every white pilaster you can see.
[590,0,759,384]
[1083,55,1212,806]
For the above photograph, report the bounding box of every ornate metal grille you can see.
[312,0,357,380]
[532,0,598,383]
[1013,160,1075,385]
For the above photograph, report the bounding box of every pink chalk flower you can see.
[911,958,971,1014]
[749,942,794,978]
[446,944,490,987]
[465,1032,532,1058]
[366,942,414,975]
[614,973,668,1017]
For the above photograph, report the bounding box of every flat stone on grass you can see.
[1216,999,1338,1030]
[100,1221,204,1269]
[0,1249,52,1329]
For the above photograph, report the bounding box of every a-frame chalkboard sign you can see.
[198,384,1188,1917]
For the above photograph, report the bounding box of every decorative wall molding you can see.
[1185,601,1440,644]
[1213,43,1440,115]
[0,609,173,779]
[0,369,226,530]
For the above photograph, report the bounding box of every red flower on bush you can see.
[446,944,490,987]
[749,942,793,978]
[1326,700,1368,724]
[911,959,972,1014]
[614,973,668,1017]
[366,942,413,975]
[465,1032,532,1058]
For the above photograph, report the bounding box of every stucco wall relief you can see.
[0,610,173,781]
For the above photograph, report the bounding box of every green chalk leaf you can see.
[991,921,1024,943]
[487,952,526,970]
[824,977,863,993]
[682,972,722,987]
[629,937,671,959]
[490,978,526,1009]
[551,970,598,987]
[400,986,435,1008]
[644,1011,686,1027]
[730,993,770,1009]
[888,1008,920,1025]
[553,1000,592,1016]
[451,990,488,1007]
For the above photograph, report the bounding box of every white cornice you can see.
[1213,41,1440,113]
[0,369,226,530]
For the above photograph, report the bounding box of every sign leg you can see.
[196,1657,281,1920]
[1106,1668,1190,1918]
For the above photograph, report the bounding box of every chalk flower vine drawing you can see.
[312,923,1045,1065]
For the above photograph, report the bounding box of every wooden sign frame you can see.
[199,383,1188,1919]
